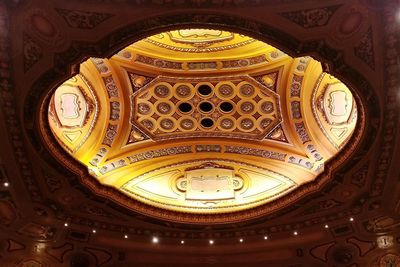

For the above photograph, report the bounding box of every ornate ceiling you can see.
[0,0,399,266]
[47,29,359,222]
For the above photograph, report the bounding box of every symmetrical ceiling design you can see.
[47,29,359,220]
[1,0,399,266]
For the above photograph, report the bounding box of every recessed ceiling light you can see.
[92,229,96,233]
[124,234,128,239]
[349,217,354,222]
[152,236,159,243]
[181,240,185,244]
[239,238,243,243]
[209,240,214,245]
[324,224,329,229]
[264,236,268,240]
[3,182,9,187]
[293,231,298,236]
[64,223,68,227]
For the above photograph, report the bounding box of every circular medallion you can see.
[137,103,151,115]
[176,84,192,98]
[239,83,255,97]
[259,118,272,128]
[219,118,235,130]
[261,101,274,114]
[240,101,255,114]
[217,84,234,98]
[156,102,172,115]
[154,84,170,98]
[180,118,195,130]
[141,119,155,130]
[160,118,175,130]
[239,118,255,131]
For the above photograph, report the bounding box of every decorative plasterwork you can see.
[46,29,360,222]
[144,29,257,52]
[122,160,296,214]
[130,75,281,141]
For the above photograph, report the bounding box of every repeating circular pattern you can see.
[198,101,214,113]
[154,84,170,98]
[261,101,274,114]
[140,119,155,130]
[134,80,278,137]
[196,84,213,97]
[200,118,215,128]
[137,103,151,115]
[175,84,192,98]
[219,117,235,130]
[217,84,235,98]
[179,117,196,130]
[239,117,255,131]
[239,83,255,97]
[178,102,193,114]
[240,101,255,114]
[160,118,175,130]
[156,102,172,115]
[219,101,234,113]
[259,118,273,129]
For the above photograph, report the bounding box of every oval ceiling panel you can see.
[47,29,361,223]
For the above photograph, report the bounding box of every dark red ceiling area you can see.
[0,0,399,266]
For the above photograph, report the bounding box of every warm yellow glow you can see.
[48,29,358,215]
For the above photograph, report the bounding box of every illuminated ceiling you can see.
[47,29,359,223]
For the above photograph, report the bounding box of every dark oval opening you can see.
[199,102,213,112]
[200,118,214,128]
[178,102,193,113]
[197,84,212,96]
[219,102,234,112]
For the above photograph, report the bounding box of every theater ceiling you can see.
[0,0,399,266]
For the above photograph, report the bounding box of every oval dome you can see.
[47,29,360,223]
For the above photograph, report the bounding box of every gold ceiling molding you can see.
[144,29,257,53]
[45,29,362,223]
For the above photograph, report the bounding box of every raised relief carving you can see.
[312,73,358,148]
[121,160,295,214]
[131,76,281,141]
[144,30,256,53]
[177,163,243,201]
[323,84,353,125]
[53,85,88,128]
[168,29,234,48]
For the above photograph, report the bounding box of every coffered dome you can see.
[47,29,360,223]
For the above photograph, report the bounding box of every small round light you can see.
[293,231,298,236]
[64,223,68,227]
[209,240,214,245]
[324,224,329,229]
[152,236,159,243]
[124,234,128,239]
[349,217,354,222]
[3,182,9,187]
[264,236,268,240]
[92,229,96,233]
[181,240,185,244]
[239,238,243,243]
